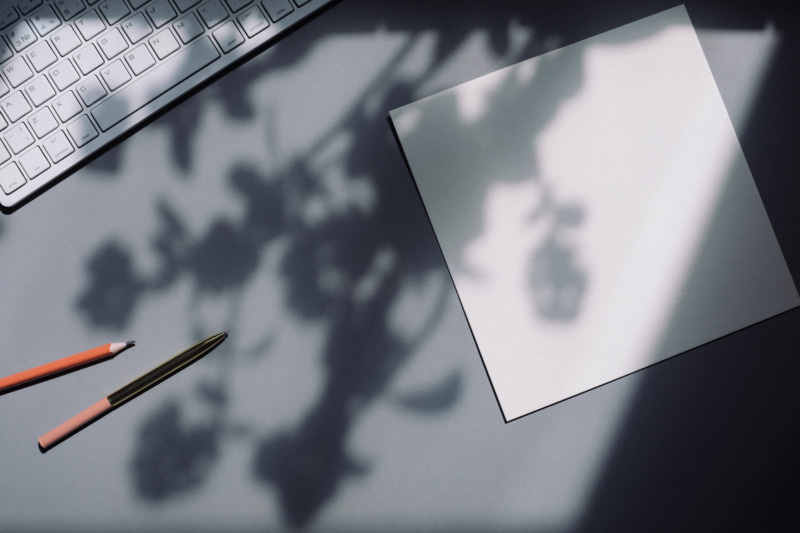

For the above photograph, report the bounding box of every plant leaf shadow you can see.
[68,1,713,529]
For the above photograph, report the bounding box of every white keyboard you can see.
[0,0,334,210]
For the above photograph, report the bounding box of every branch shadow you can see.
[66,0,779,530]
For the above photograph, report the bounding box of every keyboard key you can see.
[54,0,87,20]
[27,41,58,72]
[146,0,178,28]
[3,57,33,88]
[76,75,107,106]
[29,106,59,137]
[0,39,13,64]
[51,25,82,56]
[225,0,253,12]
[174,13,204,43]
[74,44,104,74]
[174,0,202,12]
[30,5,62,37]
[0,113,7,130]
[53,90,83,122]
[149,29,181,59]
[125,44,156,75]
[122,13,154,44]
[198,0,229,28]
[19,1,46,16]
[43,130,75,162]
[262,0,293,22]
[24,76,57,106]
[50,59,81,90]
[3,57,34,87]
[98,28,129,59]
[3,91,33,122]
[294,0,311,5]
[19,146,50,178]
[237,5,269,37]
[93,36,220,131]
[7,21,39,53]
[0,142,10,163]
[100,59,132,91]
[98,0,130,25]
[213,21,244,53]
[4,123,35,153]
[0,8,21,32]
[0,78,8,98]
[75,10,106,41]
[67,115,99,146]
[0,163,26,194]
[130,0,153,9]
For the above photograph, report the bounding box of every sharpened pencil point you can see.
[126,340,136,348]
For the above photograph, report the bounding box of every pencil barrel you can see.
[38,397,114,452]
[0,344,112,393]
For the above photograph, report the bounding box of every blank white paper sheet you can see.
[390,5,799,421]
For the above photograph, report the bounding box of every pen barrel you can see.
[38,397,114,452]
[0,344,112,393]
[107,332,227,407]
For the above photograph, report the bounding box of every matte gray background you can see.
[0,1,798,531]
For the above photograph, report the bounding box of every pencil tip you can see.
[126,340,136,348]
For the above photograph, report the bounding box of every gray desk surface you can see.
[1,1,798,531]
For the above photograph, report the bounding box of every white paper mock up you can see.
[389,5,799,421]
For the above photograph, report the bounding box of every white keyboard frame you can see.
[0,0,336,211]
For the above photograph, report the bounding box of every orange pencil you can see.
[0,341,135,393]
